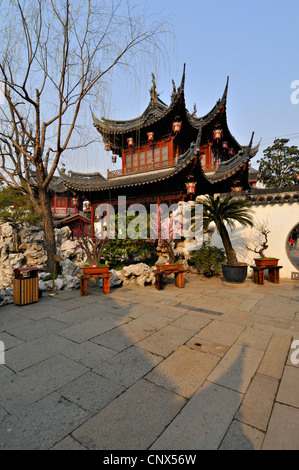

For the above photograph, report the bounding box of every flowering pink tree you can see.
[150,205,182,264]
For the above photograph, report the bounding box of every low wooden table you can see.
[77,272,114,295]
[250,265,282,285]
[154,266,186,290]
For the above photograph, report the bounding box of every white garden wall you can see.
[208,200,299,279]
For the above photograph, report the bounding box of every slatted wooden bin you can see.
[13,267,39,306]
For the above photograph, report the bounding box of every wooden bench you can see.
[77,272,114,295]
[250,265,282,285]
[154,267,186,290]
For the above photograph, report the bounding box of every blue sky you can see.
[68,0,299,174]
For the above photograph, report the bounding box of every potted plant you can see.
[245,222,279,267]
[198,195,254,283]
[78,236,109,274]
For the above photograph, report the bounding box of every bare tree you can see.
[0,0,170,272]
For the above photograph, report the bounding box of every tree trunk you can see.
[38,187,56,273]
[13,226,19,253]
[220,224,238,265]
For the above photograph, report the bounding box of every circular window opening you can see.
[286,223,299,271]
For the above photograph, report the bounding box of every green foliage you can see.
[189,242,226,277]
[99,212,157,268]
[42,273,58,281]
[0,184,41,227]
[201,195,254,234]
[197,195,254,266]
[257,138,299,188]
[102,238,157,269]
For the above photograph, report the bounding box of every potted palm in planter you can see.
[199,195,254,283]
[245,222,279,267]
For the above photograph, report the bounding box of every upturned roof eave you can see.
[204,132,258,184]
[92,65,187,136]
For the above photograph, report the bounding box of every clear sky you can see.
[66,0,299,175]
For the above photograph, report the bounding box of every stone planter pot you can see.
[254,258,279,267]
[222,263,248,283]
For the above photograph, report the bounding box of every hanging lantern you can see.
[105,143,111,151]
[172,121,182,133]
[147,131,154,142]
[228,148,235,157]
[127,137,134,147]
[83,200,90,211]
[71,197,78,207]
[222,141,228,150]
[213,129,223,142]
[112,155,117,163]
[186,181,197,196]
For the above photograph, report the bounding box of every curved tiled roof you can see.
[92,65,186,136]
[58,125,258,193]
[205,133,258,183]
[59,126,203,193]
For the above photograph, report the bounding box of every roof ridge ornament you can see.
[171,79,176,102]
[150,73,159,102]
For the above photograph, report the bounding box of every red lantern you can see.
[213,129,223,142]
[228,148,235,156]
[186,181,197,195]
[112,155,117,163]
[127,137,134,147]
[105,143,111,151]
[222,141,228,150]
[147,132,154,142]
[172,121,182,133]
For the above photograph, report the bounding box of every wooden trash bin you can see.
[13,267,39,306]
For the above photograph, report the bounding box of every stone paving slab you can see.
[58,371,126,414]
[257,333,293,379]
[145,345,220,398]
[0,274,298,450]
[137,324,194,357]
[276,365,299,408]
[193,320,246,347]
[51,435,87,450]
[207,343,265,394]
[262,403,299,450]
[6,317,70,342]
[4,334,76,372]
[0,392,91,450]
[60,339,118,368]
[218,419,265,450]
[57,315,126,343]
[72,379,186,450]
[93,345,163,387]
[0,354,88,414]
[235,374,279,431]
[151,381,243,450]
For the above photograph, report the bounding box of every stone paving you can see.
[0,273,298,450]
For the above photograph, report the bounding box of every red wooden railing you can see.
[108,158,176,179]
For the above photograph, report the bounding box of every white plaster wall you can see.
[208,202,299,279]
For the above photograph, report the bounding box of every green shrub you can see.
[42,273,58,281]
[189,242,226,277]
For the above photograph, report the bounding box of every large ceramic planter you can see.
[254,258,279,267]
[82,265,110,275]
[222,263,248,283]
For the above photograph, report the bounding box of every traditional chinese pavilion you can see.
[59,65,259,231]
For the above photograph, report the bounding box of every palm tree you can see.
[200,195,254,265]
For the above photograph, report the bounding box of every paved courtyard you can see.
[0,273,298,450]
